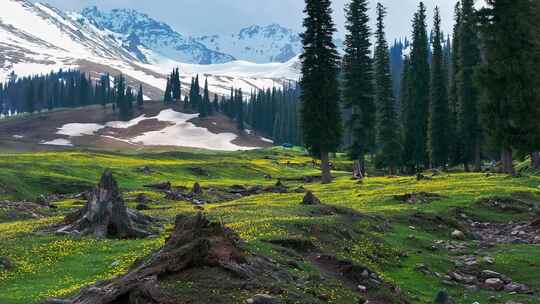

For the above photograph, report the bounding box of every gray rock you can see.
[246,294,281,304]
[434,291,455,304]
[0,256,13,271]
[451,230,465,240]
[485,278,504,290]
[481,270,503,279]
[504,283,527,292]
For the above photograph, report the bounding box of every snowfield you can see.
[131,110,252,151]
[53,109,257,151]
[57,123,104,137]
[41,138,73,146]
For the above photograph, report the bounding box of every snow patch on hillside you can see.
[53,109,254,151]
[131,109,251,151]
[57,123,104,137]
[41,138,73,146]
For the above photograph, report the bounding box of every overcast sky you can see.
[34,0,459,41]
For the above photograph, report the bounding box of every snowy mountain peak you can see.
[81,6,235,65]
[194,24,302,64]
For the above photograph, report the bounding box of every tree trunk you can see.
[352,160,364,180]
[320,151,332,184]
[464,162,470,173]
[531,152,540,170]
[501,148,515,176]
[473,142,482,172]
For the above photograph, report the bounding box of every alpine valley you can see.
[0,0,302,99]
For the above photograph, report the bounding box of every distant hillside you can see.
[0,101,273,152]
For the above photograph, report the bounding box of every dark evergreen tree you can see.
[374,3,401,174]
[477,0,540,174]
[428,7,450,169]
[199,78,210,118]
[171,68,181,102]
[236,89,244,131]
[458,0,482,172]
[404,2,430,171]
[342,0,374,176]
[448,2,462,167]
[25,81,35,114]
[137,84,144,109]
[164,77,172,104]
[212,94,219,113]
[390,38,408,103]
[115,74,131,121]
[300,0,342,183]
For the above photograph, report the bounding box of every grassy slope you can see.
[0,148,539,303]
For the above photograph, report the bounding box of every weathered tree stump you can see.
[192,182,202,195]
[301,191,321,205]
[54,170,159,239]
[44,213,249,304]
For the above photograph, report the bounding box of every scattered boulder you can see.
[246,294,281,304]
[530,218,540,227]
[504,283,528,292]
[480,270,503,279]
[484,278,504,290]
[164,190,186,201]
[451,230,465,240]
[434,291,455,304]
[0,256,13,271]
[301,191,321,205]
[54,170,160,239]
[143,181,171,191]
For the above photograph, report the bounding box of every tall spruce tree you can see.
[458,0,482,172]
[200,78,210,118]
[342,0,374,176]
[164,77,172,104]
[428,7,450,169]
[171,68,181,102]
[236,89,244,131]
[137,84,144,109]
[448,2,462,167]
[477,0,540,174]
[374,2,401,174]
[300,0,342,184]
[404,2,430,171]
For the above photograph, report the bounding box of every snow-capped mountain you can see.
[80,6,235,65]
[194,24,303,64]
[0,0,300,100]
